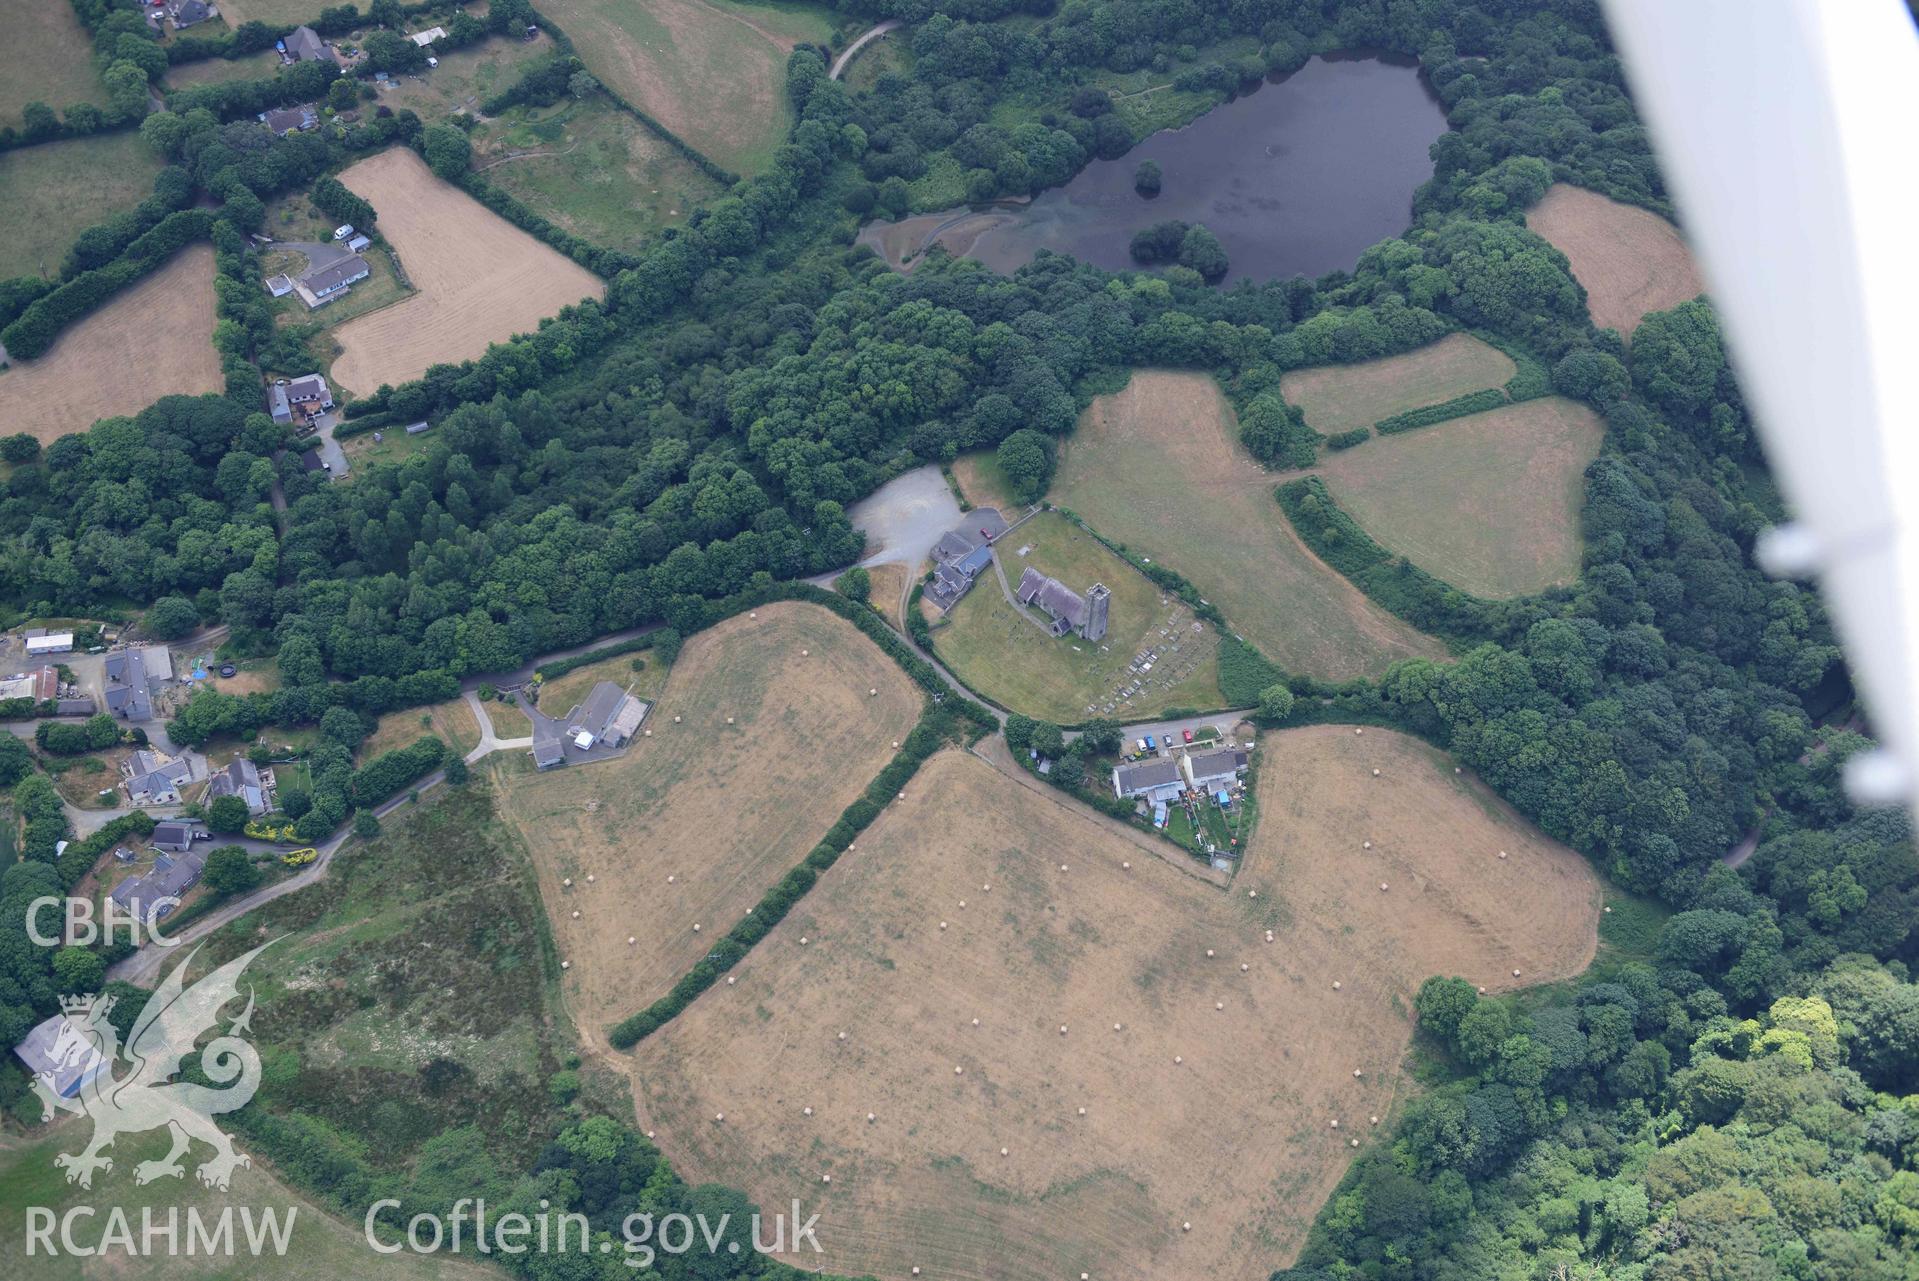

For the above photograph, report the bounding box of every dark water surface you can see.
[895,54,1448,282]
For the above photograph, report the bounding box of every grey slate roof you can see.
[302,255,369,297]
[111,845,203,922]
[1186,748,1249,786]
[286,25,327,61]
[104,648,156,721]
[287,373,331,405]
[1016,567,1087,632]
[207,758,267,814]
[15,1016,108,1099]
[1113,758,1183,799]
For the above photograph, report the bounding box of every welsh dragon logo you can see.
[32,942,272,1191]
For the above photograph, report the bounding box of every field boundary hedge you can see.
[1374,387,1508,435]
[0,211,215,359]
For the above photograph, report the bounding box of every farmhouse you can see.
[13,1014,109,1100]
[286,373,334,417]
[124,748,193,805]
[284,25,332,63]
[259,105,319,137]
[167,0,214,30]
[24,631,73,656]
[206,757,272,815]
[1183,747,1250,793]
[293,254,371,310]
[104,645,171,721]
[925,509,1009,612]
[1016,567,1111,641]
[109,845,206,925]
[1112,757,1185,804]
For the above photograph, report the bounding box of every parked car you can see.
[1182,729,1194,743]
[1136,738,1147,753]
[1144,735,1157,752]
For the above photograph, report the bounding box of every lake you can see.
[861,53,1449,283]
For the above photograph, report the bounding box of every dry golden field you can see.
[0,245,222,443]
[496,603,921,1036]
[329,148,603,396]
[1314,396,1606,598]
[630,730,1600,1281]
[1526,183,1706,339]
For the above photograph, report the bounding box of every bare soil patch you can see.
[497,603,921,1038]
[1279,332,1516,437]
[1051,370,1443,680]
[329,148,602,396]
[1526,183,1705,339]
[632,733,1599,1280]
[0,244,221,443]
[1313,396,1605,598]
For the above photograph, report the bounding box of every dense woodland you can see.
[1,1,1915,1278]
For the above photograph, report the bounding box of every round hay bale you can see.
[801,937,810,945]
[571,910,581,919]
[1205,949,1215,957]
[668,874,676,883]
[1329,1119,1339,1128]
[1353,1069,1363,1078]
[1371,768,1380,777]
[1060,863,1069,872]
[644,729,651,736]
[674,715,682,723]
[1078,1107,1086,1116]
[940,921,948,930]
[1215,1002,1224,1010]
[1350,1138,1359,1148]
[645,1130,654,1139]
[1512,969,1522,978]
[1604,906,1612,914]
[869,688,877,696]
[1370,1115,1379,1125]
[801,649,808,656]
[726,717,734,725]
[1113,1023,1123,1031]
[958,900,966,908]
[955,1066,963,1075]
[838,1031,847,1040]
[1355,728,1363,735]
[586,874,595,883]
[726,976,736,985]
[715,1113,724,1122]
[821,1174,831,1183]
[1362,841,1371,849]
[563,877,573,887]
[1182,1222,1191,1232]
[1248,890,1258,899]
[971,1017,980,1026]
[1000,1148,1009,1157]
[1332,980,1342,990]
[561,960,570,969]
[692,923,701,932]
[1174,1055,1183,1065]
[867,1113,875,1123]
[1122,861,1131,870]
[627,936,635,945]
[1059,1025,1068,1035]
[1240,963,1249,972]
[749,611,757,619]
[1379,883,1389,892]
[804,1106,813,1116]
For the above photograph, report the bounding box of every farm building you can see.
[259,105,319,136]
[23,631,73,656]
[124,749,193,805]
[55,698,95,716]
[109,845,205,925]
[925,509,1009,612]
[206,757,272,815]
[286,374,334,415]
[569,681,649,749]
[294,255,371,309]
[1112,758,1185,804]
[408,26,447,45]
[1016,568,1111,641]
[284,25,331,63]
[104,645,170,721]
[13,1015,109,1100]
[167,0,214,29]
[0,666,58,703]
[1183,748,1250,792]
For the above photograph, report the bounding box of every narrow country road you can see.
[830,19,902,79]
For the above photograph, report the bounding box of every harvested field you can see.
[1315,396,1605,598]
[1052,370,1444,680]
[497,602,920,1033]
[632,737,1600,1281]
[536,0,835,175]
[1526,183,1705,339]
[0,4,109,131]
[0,131,165,280]
[933,511,1221,722]
[328,148,602,396]
[0,244,221,443]
[1278,332,1516,437]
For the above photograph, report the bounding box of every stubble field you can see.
[1278,332,1516,437]
[1526,183,1705,339]
[1051,370,1445,680]
[495,603,921,1037]
[532,0,835,175]
[630,732,1600,1281]
[329,148,603,396]
[1314,395,1606,598]
[0,245,222,443]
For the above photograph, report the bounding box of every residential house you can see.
[1182,748,1249,793]
[167,0,214,29]
[1016,568,1111,641]
[124,749,193,805]
[206,758,272,816]
[150,821,197,854]
[14,1015,109,1101]
[105,645,169,721]
[286,373,333,416]
[293,255,370,310]
[109,845,206,925]
[1112,758,1185,804]
[259,104,319,136]
[285,25,330,63]
[267,382,293,423]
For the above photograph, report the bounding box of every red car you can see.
[1182,729,1194,743]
